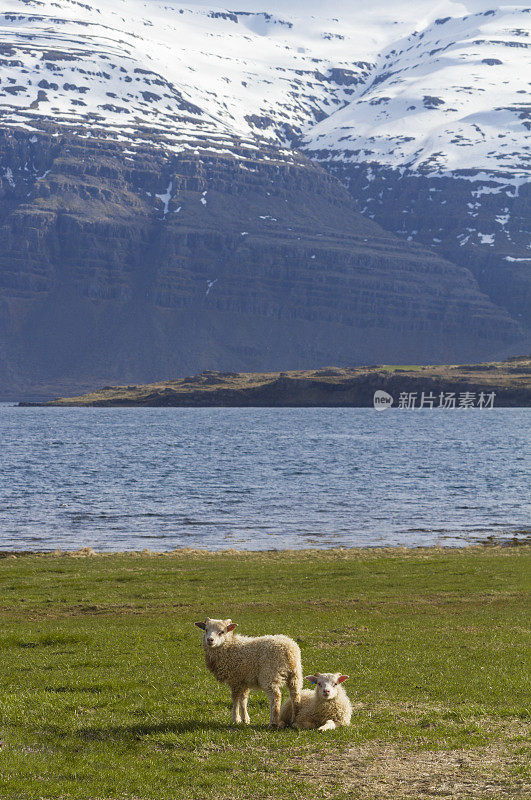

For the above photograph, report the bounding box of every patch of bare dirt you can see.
[286,742,530,799]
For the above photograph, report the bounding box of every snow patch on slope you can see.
[303,5,530,185]
[0,0,384,158]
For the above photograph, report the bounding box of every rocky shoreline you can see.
[19,357,531,408]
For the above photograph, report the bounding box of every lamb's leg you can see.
[231,689,242,724]
[267,687,282,729]
[294,716,313,730]
[239,689,250,725]
[318,719,336,731]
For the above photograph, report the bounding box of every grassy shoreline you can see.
[0,546,529,799]
[0,537,529,557]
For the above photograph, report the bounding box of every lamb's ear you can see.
[305,675,317,684]
[226,623,237,632]
[337,675,349,684]
[194,622,206,630]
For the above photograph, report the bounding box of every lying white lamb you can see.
[279,672,352,730]
[195,617,302,728]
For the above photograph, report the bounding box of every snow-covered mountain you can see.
[3,1,527,158]
[303,4,530,327]
[0,0,528,397]
[0,0,381,157]
[305,6,529,182]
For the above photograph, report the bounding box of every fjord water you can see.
[0,406,529,552]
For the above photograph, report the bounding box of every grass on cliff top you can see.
[0,546,529,800]
[44,357,530,405]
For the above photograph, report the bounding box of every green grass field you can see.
[0,546,529,799]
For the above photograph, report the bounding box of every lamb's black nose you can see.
[207,637,214,645]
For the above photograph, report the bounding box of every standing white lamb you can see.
[194,617,302,728]
[279,672,352,730]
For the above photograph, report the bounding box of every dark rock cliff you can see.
[318,161,530,330]
[24,359,531,408]
[0,128,525,399]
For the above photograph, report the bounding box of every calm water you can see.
[0,405,529,551]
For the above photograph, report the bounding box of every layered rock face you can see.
[313,165,530,329]
[304,6,531,330]
[0,128,523,398]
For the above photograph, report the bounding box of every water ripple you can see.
[0,406,529,551]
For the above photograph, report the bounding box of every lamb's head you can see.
[194,617,237,648]
[305,672,348,700]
